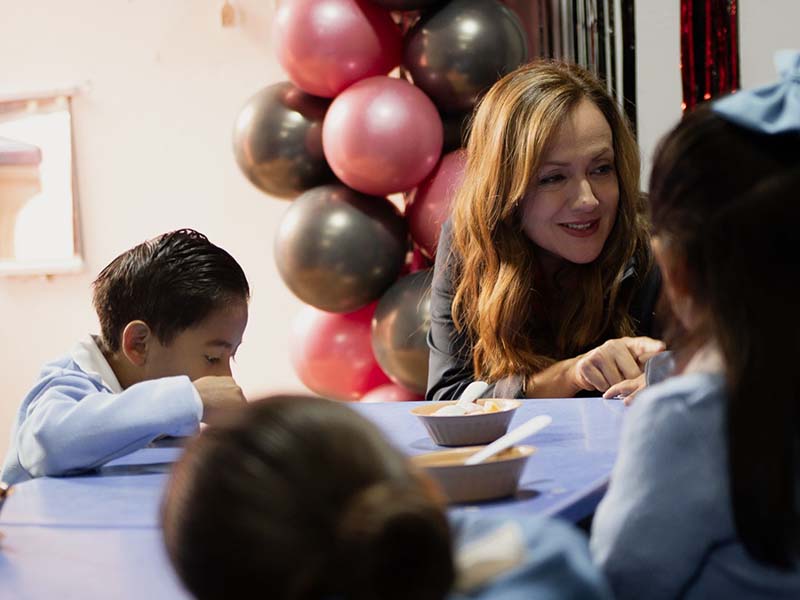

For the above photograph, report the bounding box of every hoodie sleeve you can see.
[15,371,202,479]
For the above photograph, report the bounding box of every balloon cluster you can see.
[233,0,528,401]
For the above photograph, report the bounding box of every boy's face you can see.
[144,300,248,382]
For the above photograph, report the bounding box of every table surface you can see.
[0,396,626,599]
[357,397,626,523]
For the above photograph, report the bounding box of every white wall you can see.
[738,0,800,87]
[0,0,798,459]
[635,0,682,187]
[0,0,307,457]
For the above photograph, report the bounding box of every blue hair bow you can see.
[713,49,800,134]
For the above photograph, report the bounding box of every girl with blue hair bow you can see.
[590,50,800,599]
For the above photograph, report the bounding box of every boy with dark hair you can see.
[1,229,250,485]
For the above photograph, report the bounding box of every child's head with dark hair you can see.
[649,106,800,319]
[162,395,455,600]
[648,105,800,567]
[93,229,249,352]
[93,229,250,387]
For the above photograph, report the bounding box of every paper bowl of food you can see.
[411,399,521,446]
[411,445,535,504]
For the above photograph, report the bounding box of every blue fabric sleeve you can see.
[590,374,728,600]
[14,371,201,480]
[644,351,675,386]
[449,513,612,600]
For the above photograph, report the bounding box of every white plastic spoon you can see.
[456,380,489,409]
[433,381,491,416]
[464,415,552,465]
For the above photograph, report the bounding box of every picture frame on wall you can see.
[0,87,84,276]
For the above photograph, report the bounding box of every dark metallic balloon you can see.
[233,81,334,199]
[403,0,528,113]
[441,110,471,152]
[275,184,409,313]
[370,0,445,9]
[371,269,433,394]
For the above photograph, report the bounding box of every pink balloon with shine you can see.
[274,0,402,98]
[290,302,391,402]
[323,76,443,196]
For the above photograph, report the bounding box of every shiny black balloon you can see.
[371,269,433,394]
[370,0,444,9]
[275,184,408,313]
[441,110,471,152]
[233,81,334,199]
[403,0,528,114]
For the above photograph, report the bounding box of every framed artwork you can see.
[0,88,83,275]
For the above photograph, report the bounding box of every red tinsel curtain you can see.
[680,0,740,111]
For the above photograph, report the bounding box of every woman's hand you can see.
[572,336,665,394]
[603,373,645,404]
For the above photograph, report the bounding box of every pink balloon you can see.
[322,76,443,196]
[405,150,467,258]
[290,302,391,402]
[274,0,402,98]
[360,383,424,403]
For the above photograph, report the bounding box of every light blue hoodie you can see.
[591,350,800,600]
[1,336,202,485]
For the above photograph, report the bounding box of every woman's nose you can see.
[571,179,600,211]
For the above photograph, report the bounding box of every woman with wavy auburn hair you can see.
[427,60,664,401]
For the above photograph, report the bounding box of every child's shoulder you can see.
[636,371,725,416]
[31,355,105,396]
[29,337,114,396]
[37,352,87,381]
[35,335,120,391]
[626,372,727,449]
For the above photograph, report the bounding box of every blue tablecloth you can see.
[0,396,625,599]
[357,397,625,523]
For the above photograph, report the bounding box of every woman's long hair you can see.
[649,106,800,567]
[450,60,650,382]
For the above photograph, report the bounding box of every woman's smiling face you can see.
[520,99,619,268]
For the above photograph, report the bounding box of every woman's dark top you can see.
[426,219,662,400]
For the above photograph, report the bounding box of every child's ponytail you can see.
[704,168,800,568]
[332,480,455,600]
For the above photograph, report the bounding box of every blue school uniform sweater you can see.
[591,370,800,599]
[1,336,202,485]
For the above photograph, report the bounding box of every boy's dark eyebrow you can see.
[205,340,234,348]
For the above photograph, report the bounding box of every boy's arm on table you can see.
[16,372,201,478]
